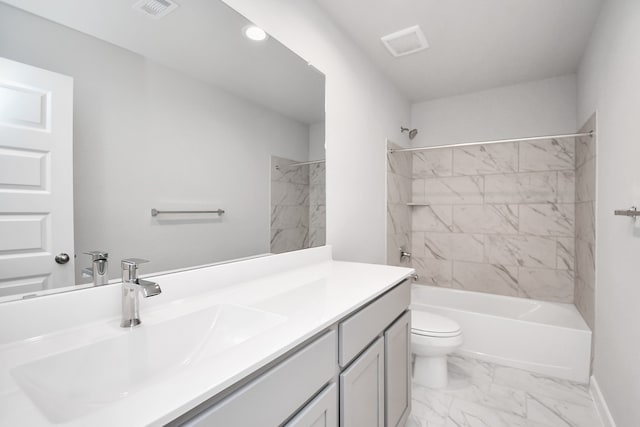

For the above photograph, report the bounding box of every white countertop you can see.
[0,247,413,426]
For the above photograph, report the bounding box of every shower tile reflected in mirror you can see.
[270,156,325,253]
[309,162,326,247]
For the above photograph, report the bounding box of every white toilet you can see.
[411,310,463,388]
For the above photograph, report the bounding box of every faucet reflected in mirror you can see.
[82,251,109,286]
[120,259,162,328]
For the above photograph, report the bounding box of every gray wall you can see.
[410,75,577,147]
[577,1,640,423]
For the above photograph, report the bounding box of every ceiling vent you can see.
[381,25,429,57]
[133,0,179,19]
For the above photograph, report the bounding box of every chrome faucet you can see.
[83,251,109,286]
[120,258,161,328]
[399,247,412,263]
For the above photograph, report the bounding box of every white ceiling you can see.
[316,0,603,101]
[2,0,325,124]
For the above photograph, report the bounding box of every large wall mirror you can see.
[0,0,326,301]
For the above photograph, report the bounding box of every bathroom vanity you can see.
[0,247,413,426]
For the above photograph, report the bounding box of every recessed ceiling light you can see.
[243,25,268,42]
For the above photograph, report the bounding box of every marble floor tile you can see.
[447,355,494,386]
[446,398,545,427]
[526,392,602,427]
[412,384,454,426]
[406,414,446,427]
[442,382,527,417]
[492,366,592,406]
[409,355,602,427]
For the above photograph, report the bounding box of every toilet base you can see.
[413,355,448,388]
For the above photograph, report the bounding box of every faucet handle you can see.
[121,258,149,282]
[121,258,149,269]
[122,258,149,265]
[84,251,108,261]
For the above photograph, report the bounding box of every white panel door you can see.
[0,57,74,297]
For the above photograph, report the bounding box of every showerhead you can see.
[401,126,418,140]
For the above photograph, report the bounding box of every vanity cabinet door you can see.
[285,383,337,427]
[339,337,384,427]
[384,311,411,427]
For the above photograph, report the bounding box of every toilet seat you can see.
[411,310,461,338]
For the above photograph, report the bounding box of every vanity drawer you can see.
[338,279,410,367]
[183,331,337,427]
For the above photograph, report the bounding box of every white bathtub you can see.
[411,285,592,383]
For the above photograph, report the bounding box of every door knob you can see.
[55,253,70,264]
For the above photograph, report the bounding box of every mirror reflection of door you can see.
[0,57,75,297]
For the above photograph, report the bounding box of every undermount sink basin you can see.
[11,304,286,423]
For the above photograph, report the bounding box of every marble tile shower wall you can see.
[409,139,577,302]
[574,115,596,331]
[387,143,413,267]
[271,156,310,253]
[309,163,326,248]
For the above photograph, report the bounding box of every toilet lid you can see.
[411,310,461,337]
